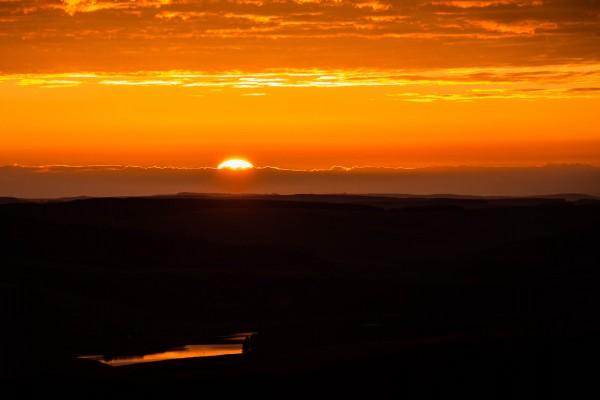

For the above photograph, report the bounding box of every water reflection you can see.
[79,333,254,366]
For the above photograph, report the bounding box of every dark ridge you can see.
[0,197,28,205]
[1,195,599,398]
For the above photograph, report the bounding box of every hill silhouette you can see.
[1,194,599,398]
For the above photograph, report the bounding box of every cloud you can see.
[99,79,183,86]
[468,19,557,35]
[1,0,599,71]
[16,78,82,88]
[3,65,600,101]
[430,1,543,8]
[61,0,171,16]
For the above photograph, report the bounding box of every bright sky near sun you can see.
[1,1,600,168]
[218,159,254,170]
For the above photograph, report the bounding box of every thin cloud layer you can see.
[2,164,600,198]
[2,65,600,100]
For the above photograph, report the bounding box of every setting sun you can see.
[217,159,254,170]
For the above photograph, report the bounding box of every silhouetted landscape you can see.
[1,194,599,398]
[4,0,600,397]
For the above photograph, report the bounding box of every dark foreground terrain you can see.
[1,194,599,398]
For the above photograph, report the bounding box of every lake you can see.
[78,332,254,366]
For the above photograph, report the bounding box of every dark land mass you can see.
[1,194,599,398]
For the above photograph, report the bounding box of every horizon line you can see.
[3,162,600,173]
[3,192,600,202]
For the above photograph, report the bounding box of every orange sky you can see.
[1,0,600,168]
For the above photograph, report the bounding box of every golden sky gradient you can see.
[1,0,599,168]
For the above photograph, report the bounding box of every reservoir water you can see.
[78,332,254,366]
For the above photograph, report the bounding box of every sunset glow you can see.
[1,0,600,175]
[3,2,600,387]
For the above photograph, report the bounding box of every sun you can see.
[217,159,254,170]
